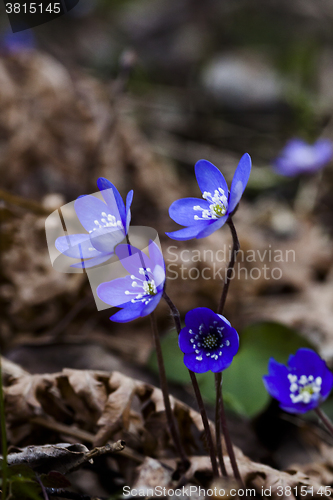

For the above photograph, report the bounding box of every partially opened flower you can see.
[179,308,239,373]
[273,138,333,176]
[97,240,165,322]
[166,154,251,241]
[263,348,333,414]
[56,178,133,268]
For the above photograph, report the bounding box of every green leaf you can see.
[9,477,42,500]
[148,329,190,384]
[6,465,36,480]
[221,322,313,417]
[1,464,36,485]
[148,322,314,418]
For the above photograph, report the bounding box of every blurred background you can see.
[1,0,333,476]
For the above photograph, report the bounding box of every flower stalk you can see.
[219,376,244,486]
[162,290,219,477]
[36,475,50,500]
[215,216,242,484]
[315,408,333,436]
[217,218,240,316]
[149,312,189,471]
[215,372,227,477]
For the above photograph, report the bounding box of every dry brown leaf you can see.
[5,373,55,422]
[292,443,333,489]
[3,441,124,475]
[1,357,29,382]
[94,371,138,446]
[61,369,108,423]
[3,359,332,494]
[1,213,84,320]
[5,443,89,474]
[180,455,324,500]
[131,457,173,493]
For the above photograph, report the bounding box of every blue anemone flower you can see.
[178,308,239,373]
[166,154,251,241]
[273,138,333,176]
[96,240,165,322]
[56,178,133,269]
[263,348,333,414]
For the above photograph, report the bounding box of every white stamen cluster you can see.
[190,321,225,361]
[193,188,228,221]
[124,267,157,306]
[288,373,322,404]
[89,211,123,233]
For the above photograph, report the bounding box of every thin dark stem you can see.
[0,356,8,500]
[162,290,182,333]
[149,312,189,470]
[162,291,219,477]
[215,372,228,477]
[315,407,333,436]
[36,475,50,500]
[216,217,242,484]
[124,240,187,468]
[187,370,219,477]
[220,376,244,486]
[122,238,186,467]
[217,218,240,315]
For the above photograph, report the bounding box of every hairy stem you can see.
[162,291,219,477]
[216,217,242,484]
[315,407,333,436]
[220,374,243,485]
[217,218,240,316]
[215,372,228,477]
[149,312,189,470]
[162,290,182,333]
[187,370,219,477]
[122,240,187,468]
